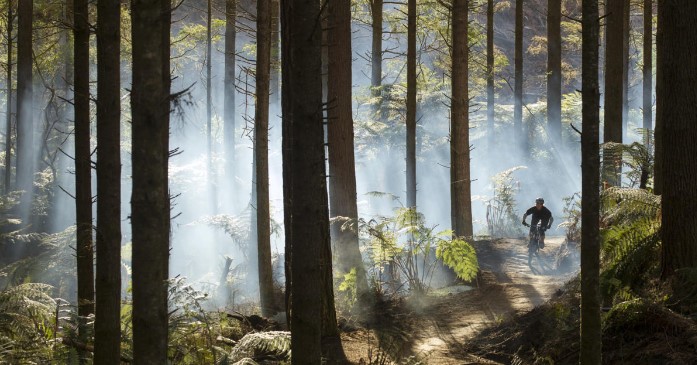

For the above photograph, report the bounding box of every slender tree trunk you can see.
[280,0,292,327]
[327,0,369,307]
[270,0,280,107]
[603,0,624,187]
[622,0,630,142]
[658,0,697,278]
[653,0,662,194]
[16,0,33,209]
[255,0,275,318]
[131,0,171,362]
[283,0,324,361]
[207,0,217,214]
[486,0,494,156]
[4,0,12,193]
[406,0,416,209]
[370,0,383,117]
[642,0,652,148]
[74,0,94,326]
[547,0,562,144]
[580,0,601,362]
[514,0,524,156]
[224,0,236,205]
[451,0,472,238]
[94,0,121,363]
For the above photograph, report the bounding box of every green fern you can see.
[436,237,478,281]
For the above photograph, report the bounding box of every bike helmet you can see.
[535,197,545,204]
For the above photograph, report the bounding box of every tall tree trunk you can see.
[406,0,416,209]
[653,0,662,194]
[74,0,94,328]
[224,0,236,205]
[131,0,171,362]
[622,0,630,142]
[580,0,601,362]
[370,0,383,117]
[94,0,121,363]
[255,0,275,318]
[283,0,324,361]
[642,0,652,148]
[207,0,216,214]
[4,0,12,193]
[327,0,369,306]
[16,0,33,211]
[270,0,280,107]
[514,0,524,156]
[547,0,562,144]
[451,0,472,238]
[603,0,624,187]
[486,0,494,156]
[280,0,292,327]
[658,0,697,278]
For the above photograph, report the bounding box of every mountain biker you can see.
[522,197,554,248]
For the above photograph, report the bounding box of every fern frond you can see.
[228,331,291,363]
[436,238,479,281]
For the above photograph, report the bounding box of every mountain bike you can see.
[522,222,546,266]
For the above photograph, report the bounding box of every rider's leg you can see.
[540,230,545,248]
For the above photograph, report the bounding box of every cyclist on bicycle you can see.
[522,197,554,248]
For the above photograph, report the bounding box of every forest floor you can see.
[340,236,578,364]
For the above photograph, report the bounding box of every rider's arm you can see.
[522,212,528,224]
[547,216,554,229]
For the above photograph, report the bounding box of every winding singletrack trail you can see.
[343,236,578,364]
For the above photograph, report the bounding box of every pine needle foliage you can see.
[600,187,661,304]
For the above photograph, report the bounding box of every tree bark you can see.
[94,0,122,363]
[73,0,94,325]
[207,0,217,214]
[547,0,562,144]
[224,0,237,202]
[270,0,280,107]
[255,0,275,318]
[642,0,652,148]
[16,0,33,210]
[131,0,171,362]
[327,0,370,306]
[653,0,662,194]
[406,0,416,209]
[514,0,524,156]
[603,0,624,187]
[4,0,12,193]
[580,0,602,362]
[486,0,494,156]
[658,0,697,278]
[283,0,325,360]
[451,0,472,239]
[370,0,383,117]
[622,0,630,142]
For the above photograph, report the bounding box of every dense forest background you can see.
[0,0,696,363]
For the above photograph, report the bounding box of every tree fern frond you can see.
[228,331,291,363]
[601,187,660,226]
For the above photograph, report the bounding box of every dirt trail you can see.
[343,236,578,364]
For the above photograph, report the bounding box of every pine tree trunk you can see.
[642,0,652,148]
[283,0,324,360]
[406,0,416,209]
[131,0,171,362]
[207,0,217,214]
[94,0,121,363]
[270,0,280,107]
[580,0,602,362]
[255,0,275,318]
[603,0,624,187]
[74,0,94,326]
[327,0,370,306]
[224,0,237,202]
[486,0,494,156]
[4,0,12,193]
[16,0,33,210]
[451,0,472,238]
[653,0,662,195]
[621,0,630,142]
[547,0,562,144]
[658,0,697,278]
[370,0,383,117]
[514,0,524,156]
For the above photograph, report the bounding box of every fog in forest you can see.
[1,0,653,306]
